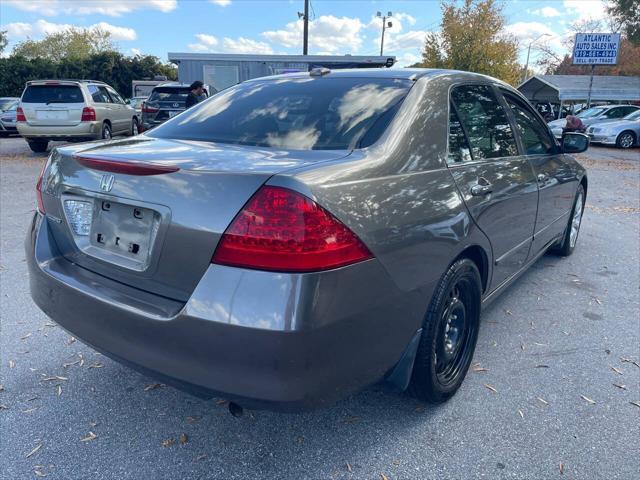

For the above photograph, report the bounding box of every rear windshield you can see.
[22,85,84,104]
[148,77,412,150]
[148,87,190,103]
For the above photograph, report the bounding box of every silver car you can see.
[0,100,18,136]
[586,109,640,148]
[26,69,589,412]
[548,104,639,139]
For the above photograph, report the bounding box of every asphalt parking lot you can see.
[1,136,639,480]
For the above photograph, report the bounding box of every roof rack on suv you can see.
[26,79,108,85]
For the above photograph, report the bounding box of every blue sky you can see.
[0,0,610,67]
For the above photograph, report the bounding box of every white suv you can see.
[17,80,140,153]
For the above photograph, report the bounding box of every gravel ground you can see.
[1,137,639,480]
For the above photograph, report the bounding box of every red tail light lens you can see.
[212,186,373,273]
[16,107,26,122]
[141,103,158,113]
[81,106,96,122]
[73,155,179,175]
[35,159,49,214]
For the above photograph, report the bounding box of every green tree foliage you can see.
[0,31,7,55]
[607,0,640,45]
[12,27,116,61]
[415,0,520,85]
[0,53,177,97]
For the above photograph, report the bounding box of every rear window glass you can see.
[148,87,190,103]
[148,77,412,150]
[22,85,84,104]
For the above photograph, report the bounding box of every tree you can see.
[0,31,7,55]
[415,0,520,85]
[608,0,640,45]
[12,27,116,61]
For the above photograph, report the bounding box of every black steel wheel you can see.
[408,257,482,403]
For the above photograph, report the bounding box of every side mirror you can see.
[562,132,589,154]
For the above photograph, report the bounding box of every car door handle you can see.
[470,180,493,196]
[537,173,549,183]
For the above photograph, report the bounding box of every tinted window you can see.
[148,87,190,103]
[148,77,412,150]
[503,92,556,155]
[0,99,17,110]
[448,104,473,164]
[107,87,125,105]
[88,85,112,103]
[604,107,628,118]
[22,85,84,104]
[450,85,518,160]
[624,110,640,121]
[577,107,606,119]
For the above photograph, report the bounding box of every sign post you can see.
[572,33,621,108]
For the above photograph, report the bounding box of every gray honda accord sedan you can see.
[26,69,589,412]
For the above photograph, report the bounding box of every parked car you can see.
[0,100,19,136]
[127,96,147,115]
[141,83,209,130]
[16,80,140,153]
[0,97,19,111]
[548,104,640,139]
[27,69,589,412]
[586,109,640,148]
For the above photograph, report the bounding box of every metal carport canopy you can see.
[518,75,640,103]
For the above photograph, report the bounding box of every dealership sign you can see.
[572,33,621,65]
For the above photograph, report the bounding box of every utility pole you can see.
[521,33,551,84]
[302,0,309,55]
[377,11,392,56]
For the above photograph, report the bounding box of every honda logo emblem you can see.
[100,174,115,192]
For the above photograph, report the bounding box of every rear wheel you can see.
[131,118,139,136]
[616,131,636,149]
[27,140,48,153]
[101,123,112,140]
[552,184,585,257]
[408,258,481,403]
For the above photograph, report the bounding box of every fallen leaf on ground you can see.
[34,468,46,477]
[25,443,42,458]
[380,474,389,480]
[179,433,188,445]
[580,395,596,405]
[196,454,207,461]
[186,416,200,423]
[0,404,8,410]
[161,438,175,448]
[56,385,62,396]
[535,364,549,368]
[89,421,99,427]
[9,360,15,368]
[41,376,67,382]
[22,407,38,413]
[504,309,513,315]
[215,399,228,405]
[0,384,4,391]
[621,357,640,368]
[87,363,104,369]
[414,405,425,412]
[67,337,76,345]
[560,463,565,475]
[533,342,548,347]
[484,384,498,393]
[472,363,489,372]
[610,366,623,375]
[80,431,98,442]
[21,333,32,340]
[346,462,352,472]
[630,401,640,408]
[537,397,549,405]
[518,409,524,418]
[393,460,401,466]
[613,384,626,390]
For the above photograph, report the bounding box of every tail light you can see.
[81,106,96,122]
[73,155,180,175]
[212,186,373,273]
[142,103,158,113]
[35,158,49,214]
[16,107,26,122]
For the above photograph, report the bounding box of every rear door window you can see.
[106,87,126,105]
[22,85,84,103]
[450,84,518,160]
[502,91,556,155]
[448,103,473,164]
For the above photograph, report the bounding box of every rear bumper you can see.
[17,121,100,140]
[26,214,425,411]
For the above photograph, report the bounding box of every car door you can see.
[499,89,575,255]
[447,84,538,291]
[106,87,130,134]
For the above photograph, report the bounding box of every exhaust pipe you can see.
[228,401,243,418]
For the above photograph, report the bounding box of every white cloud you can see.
[2,19,137,41]
[504,21,563,50]
[3,0,176,17]
[532,6,561,17]
[195,34,219,47]
[397,52,420,67]
[209,0,231,6]
[264,15,365,53]
[187,43,212,52]
[222,37,273,54]
[563,0,608,22]
[382,30,428,52]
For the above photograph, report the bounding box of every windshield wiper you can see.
[45,100,68,105]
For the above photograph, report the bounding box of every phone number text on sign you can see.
[572,33,621,65]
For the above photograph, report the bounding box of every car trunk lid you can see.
[40,136,350,301]
[20,82,85,126]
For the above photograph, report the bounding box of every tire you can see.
[408,258,482,403]
[101,123,112,140]
[130,118,139,136]
[27,140,48,153]
[616,131,636,149]
[552,184,585,257]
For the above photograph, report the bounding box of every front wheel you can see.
[552,184,585,257]
[408,258,482,403]
[616,131,636,149]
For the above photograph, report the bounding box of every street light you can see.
[522,33,551,83]
[377,10,393,56]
